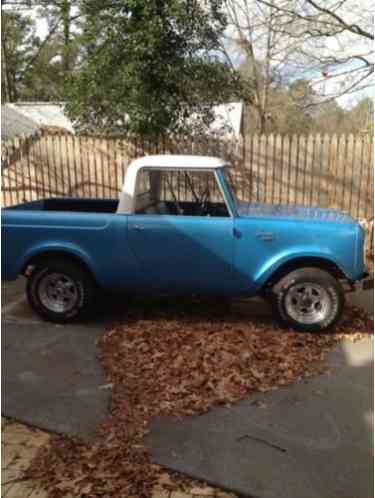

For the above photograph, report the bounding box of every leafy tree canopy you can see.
[1,10,35,101]
[65,0,242,136]
[2,1,81,101]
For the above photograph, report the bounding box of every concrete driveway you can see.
[146,289,374,498]
[2,277,373,445]
[2,278,116,439]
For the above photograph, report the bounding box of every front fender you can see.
[253,250,349,289]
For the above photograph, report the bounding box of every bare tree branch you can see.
[304,0,374,40]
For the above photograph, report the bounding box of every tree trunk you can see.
[259,111,267,134]
[62,0,71,75]
[1,37,10,102]
[1,13,19,101]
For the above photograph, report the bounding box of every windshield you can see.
[133,168,231,217]
[223,167,238,210]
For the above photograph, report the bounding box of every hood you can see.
[236,202,355,225]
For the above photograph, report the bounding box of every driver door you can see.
[127,168,236,294]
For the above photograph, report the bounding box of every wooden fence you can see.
[1,132,373,221]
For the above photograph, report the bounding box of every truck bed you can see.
[5,198,119,213]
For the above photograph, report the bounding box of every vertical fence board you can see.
[294,135,300,205]
[240,135,245,201]
[278,135,284,204]
[317,134,323,206]
[12,139,20,204]
[356,136,365,219]
[50,135,58,196]
[348,134,356,214]
[18,137,26,203]
[341,135,349,210]
[35,135,44,198]
[247,134,252,201]
[85,135,92,197]
[76,135,83,197]
[27,137,34,201]
[365,137,373,219]
[326,134,334,210]
[262,133,270,202]
[309,135,316,206]
[333,134,340,209]
[255,134,261,202]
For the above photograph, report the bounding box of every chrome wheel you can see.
[38,272,79,313]
[284,282,331,325]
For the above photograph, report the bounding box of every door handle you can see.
[256,231,274,241]
[134,224,145,231]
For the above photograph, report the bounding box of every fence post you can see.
[356,135,366,218]
[333,134,341,209]
[325,134,334,210]
[317,134,325,207]
[254,134,260,202]
[348,134,356,215]
[248,133,254,202]
[25,135,33,201]
[365,135,373,219]
[341,134,349,210]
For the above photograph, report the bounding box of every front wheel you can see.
[27,259,95,323]
[270,267,345,332]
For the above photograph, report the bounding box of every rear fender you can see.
[20,242,95,277]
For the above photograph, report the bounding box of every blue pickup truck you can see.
[2,154,369,331]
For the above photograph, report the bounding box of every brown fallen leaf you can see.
[27,298,373,498]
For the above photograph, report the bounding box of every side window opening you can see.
[134,168,230,217]
[134,169,152,213]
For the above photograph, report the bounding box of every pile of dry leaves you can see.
[27,298,373,498]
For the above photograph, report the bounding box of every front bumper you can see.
[350,272,374,292]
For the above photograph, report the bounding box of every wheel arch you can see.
[261,256,347,291]
[22,248,97,284]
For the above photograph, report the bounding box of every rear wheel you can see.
[270,267,344,332]
[26,259,95,323]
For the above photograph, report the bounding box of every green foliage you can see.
[1,11,35,101]
[65,0,241,136]
[2,0,81,102]
[19,39,74,101]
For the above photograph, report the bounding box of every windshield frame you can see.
[218,166,238,217]
[133,166,235,217]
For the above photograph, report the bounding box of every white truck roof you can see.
[129,154,227,169]
[117,154,228,214]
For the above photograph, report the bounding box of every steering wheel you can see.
[173,198,184,215]
[166,177,183,215]
[199,186,211,215]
